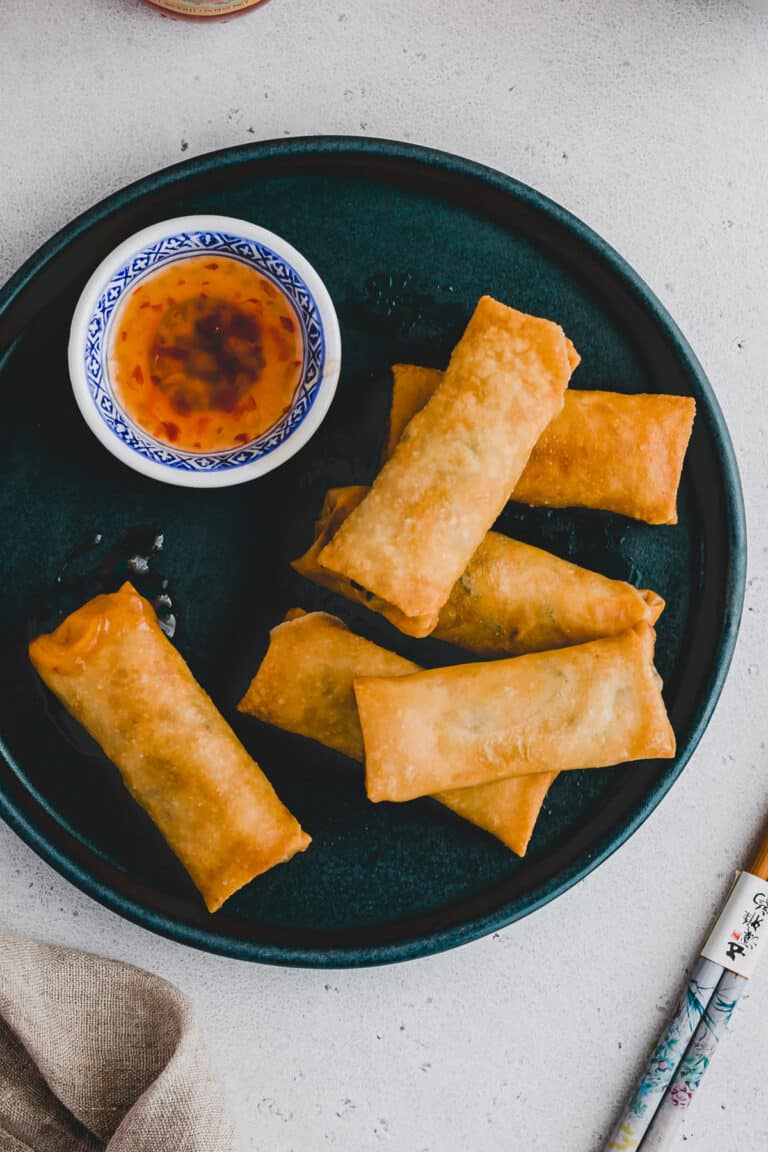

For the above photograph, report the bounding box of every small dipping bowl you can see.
[68,215,341,487]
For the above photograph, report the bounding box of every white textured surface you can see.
[1,1,767,1148]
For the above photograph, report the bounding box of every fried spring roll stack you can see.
[318,297,575,620]
[29,584,310,912]
[240,609,420,761]
[387,364,696,525]
[354,624,675,803]
[382,333,581,460]
[238,611,556,856]
[294,486,665,654]
[294,487,439,638]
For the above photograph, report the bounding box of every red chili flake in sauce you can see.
[154,345,188,363]
[112,254,303,454]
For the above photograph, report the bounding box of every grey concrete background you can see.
[1,1,766,1148]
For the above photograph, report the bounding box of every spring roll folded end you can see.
[294,487,439,637]
[237,683,259,716]
[283,607,309,623]
[565,338,581,371]
[641,589,666,625]
[29,582,151,676]
[628,623,676,759]
[202,826,312,913]
[291,486,368,583]
[434,770,558,856]
[237,615,305,717]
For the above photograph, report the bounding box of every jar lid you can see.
[143,0,268,16]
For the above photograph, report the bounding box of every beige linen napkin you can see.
[0,933,238,1152]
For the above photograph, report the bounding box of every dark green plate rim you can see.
[0,137,746,967]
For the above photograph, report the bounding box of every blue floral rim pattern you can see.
[84,230,326,472]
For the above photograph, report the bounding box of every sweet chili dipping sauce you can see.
[110,256,302,453]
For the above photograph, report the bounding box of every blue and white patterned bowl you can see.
[68,215,341,487]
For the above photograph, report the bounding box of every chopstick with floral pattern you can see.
[604,827,768,1150]
[638,966,746,1149]
[603,956,721,1149]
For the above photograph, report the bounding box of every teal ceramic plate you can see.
[0,138,745,966]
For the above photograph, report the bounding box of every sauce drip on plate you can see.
[110,255,303,452]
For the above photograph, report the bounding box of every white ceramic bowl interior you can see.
[68,215,342,488]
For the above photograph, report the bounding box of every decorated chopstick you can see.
[604,957,722,1149]
[604,824,768,1151]
[638,967,746,1149]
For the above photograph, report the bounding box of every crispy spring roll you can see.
[29,583,310,912]
[382,365,443,462]
[387,365,695,525]
[354,624,675,803]
[293,487,439,639]
[383,336,581,461]
[512,390,695,525]
[433,772,554,857]
[294,486,665,655]
[434,530,664,656]
[240,610,421,760]
[318,297,574,619]
[238,611,556,855]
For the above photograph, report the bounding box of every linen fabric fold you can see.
[0,933,238,1152]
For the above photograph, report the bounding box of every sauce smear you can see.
[110,255,302,452]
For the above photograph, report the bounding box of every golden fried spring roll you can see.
[238,611,556,855]
[433,772,554,857]
[318,297,574,619]
[384,337,581,462]
[387,365,695,525]
[294,486,665,655]
[434,530,665,656]
[240,610,421,759]
[511,390,695,525]
[292,487,439,639]
[382,366,443,462]
[29,583,310,912]
[354,624,675,802]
